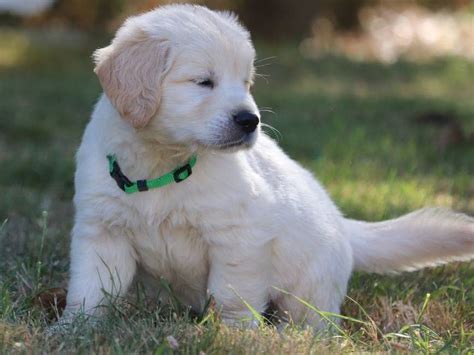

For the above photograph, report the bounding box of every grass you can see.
[0,29,473,353]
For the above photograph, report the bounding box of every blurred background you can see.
[1,0,473,59]
[0,1,473,349]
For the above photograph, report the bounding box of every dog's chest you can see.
[129,208,209,309]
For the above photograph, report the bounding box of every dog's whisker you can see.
[261,122,282,142]
[255,62,274,69]
[260,110,278,120]
[254,72,270,84]
[254,56,277,64]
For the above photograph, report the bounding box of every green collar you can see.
[107,154,197,194]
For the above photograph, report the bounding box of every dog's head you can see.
[94,5,260,150]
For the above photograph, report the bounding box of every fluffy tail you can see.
[345,208,474,273]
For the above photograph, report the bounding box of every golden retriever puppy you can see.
[64,4,474,329]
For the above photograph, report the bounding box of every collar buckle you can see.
[109,160,133,191]
[173,163,192,183]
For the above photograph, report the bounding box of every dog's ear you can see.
[93,30,171,128]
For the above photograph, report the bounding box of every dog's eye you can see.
[196,79,214,89]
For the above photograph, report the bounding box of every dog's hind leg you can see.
[275,279,348,331]
[272,252,352,332]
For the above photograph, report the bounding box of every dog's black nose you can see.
[233,111,260,133]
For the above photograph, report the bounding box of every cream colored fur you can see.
[64,4,474,330]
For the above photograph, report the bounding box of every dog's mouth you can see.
[214,139,245,149]
[202,131,258,151]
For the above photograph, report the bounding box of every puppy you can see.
[65,4,474,329]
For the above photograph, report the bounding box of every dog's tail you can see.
[345,208,474,274]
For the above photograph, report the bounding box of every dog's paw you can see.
[45,313,99,336]
[221,316,261,329]
[45,317,74,336]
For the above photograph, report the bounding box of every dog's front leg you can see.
[63,223,137,319]
[206,238,271,328]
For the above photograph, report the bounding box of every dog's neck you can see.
[96,95,198,181]
[116,137,194,181]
